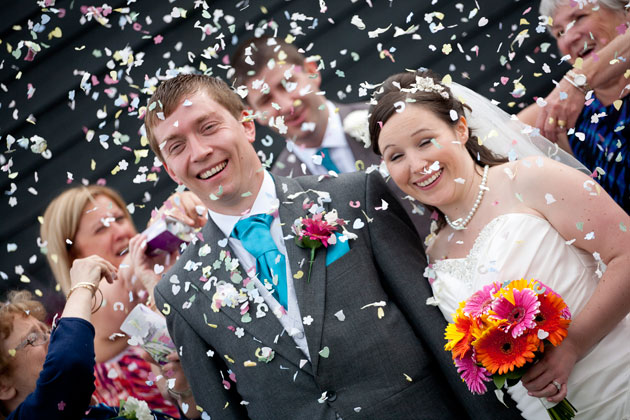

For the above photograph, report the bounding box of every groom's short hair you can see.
[144,74,245,162]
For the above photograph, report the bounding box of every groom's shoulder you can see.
[280,171,383,193]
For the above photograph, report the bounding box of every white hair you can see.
[539,0,629,18]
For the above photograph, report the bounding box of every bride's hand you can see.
[520,339,579,403]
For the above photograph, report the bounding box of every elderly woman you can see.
[41,186,204,418]
[0,257,178,419]
[518,0,630,212]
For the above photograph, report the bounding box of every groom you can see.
[145,74,522,419]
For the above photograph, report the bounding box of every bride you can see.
[368,70,630,419]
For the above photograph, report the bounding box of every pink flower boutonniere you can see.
[293,211,350,282]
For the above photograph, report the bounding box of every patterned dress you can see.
[569,95,629,212]
[92,346,179,417]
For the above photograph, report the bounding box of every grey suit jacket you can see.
[271,102,431,240]
[155,172,523,420]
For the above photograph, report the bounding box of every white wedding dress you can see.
[429,213,630,420]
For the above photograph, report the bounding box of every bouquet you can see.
[113,397,153,420]
[444,279,577,420]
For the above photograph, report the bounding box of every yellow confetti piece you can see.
[519,18,529,25]
[244,361,257,367]
[355,160,365,171]
[624,69,630,79]
[377,307,384,319]
[134,149,148,163]
[37,216,44,224]
[442,43,452,55]
[207,323,217,328]
[161,303,171,315]
[91,159,96,170]
[260,5,268,13]
[8,349,16,357]
[147,173,158,182]
[613,100,623,111]
[16,71,22,80]
[293,271,304,279]
[441,74,452,86]
[404,373,413,382]
[20,275,31,283]
[48,27,62,40]
[51,254,58,264]
[111,165,121,175]
[199,61,207,72]
[285,34,295,44]
[55,284,61,292]
[140,135,149,147]
[225,354,235,363]
[9,172,18,179]
[75,45,86,51]
[6,43,12,53]
[35,289,43,297]
[574,57,583,69]
[115,109,122,119]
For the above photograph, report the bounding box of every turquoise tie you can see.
[231,214,288,308]
[316,147,340,173]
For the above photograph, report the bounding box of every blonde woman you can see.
[41,185,204,418]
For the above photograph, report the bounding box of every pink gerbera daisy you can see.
[464,282,503,318]
[454,351,492,395]
[490,288,540,338]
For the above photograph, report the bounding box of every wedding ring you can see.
[557,119,567,129]
[552,380,562,392]
[548,117,555,125]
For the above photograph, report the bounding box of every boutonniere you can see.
[342,109,370,149]
[292,209,355,282]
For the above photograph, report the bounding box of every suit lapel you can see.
[276,176,328,375]
[191,217,312,374]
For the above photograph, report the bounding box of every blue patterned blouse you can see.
[569,95,629,212]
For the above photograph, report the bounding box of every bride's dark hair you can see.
[368,70,508,229]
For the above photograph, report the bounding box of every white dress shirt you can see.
[291,101,357,175]
[208,170,311,360]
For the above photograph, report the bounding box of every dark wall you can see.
[0,0,564,309]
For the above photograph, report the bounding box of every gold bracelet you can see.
[167,387,193,400]
[67,282,97,298]
[91,288,104,314]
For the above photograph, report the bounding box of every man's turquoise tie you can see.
[316,147,340,173]
[231,214,288,308]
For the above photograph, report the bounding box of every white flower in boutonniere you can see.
[342,109,370,149]
[292,209,356,282]
[116,396,153,420]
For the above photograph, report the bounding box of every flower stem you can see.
[307,248,315,283]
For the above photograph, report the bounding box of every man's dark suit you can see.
[155,171,523,420]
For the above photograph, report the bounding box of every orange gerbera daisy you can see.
[445,308,475,359]
[535,289,571,347]
[473,326,539,375]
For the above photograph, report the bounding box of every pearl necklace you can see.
[444,165,489,231]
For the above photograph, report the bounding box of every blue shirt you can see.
[570,95,629,212]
